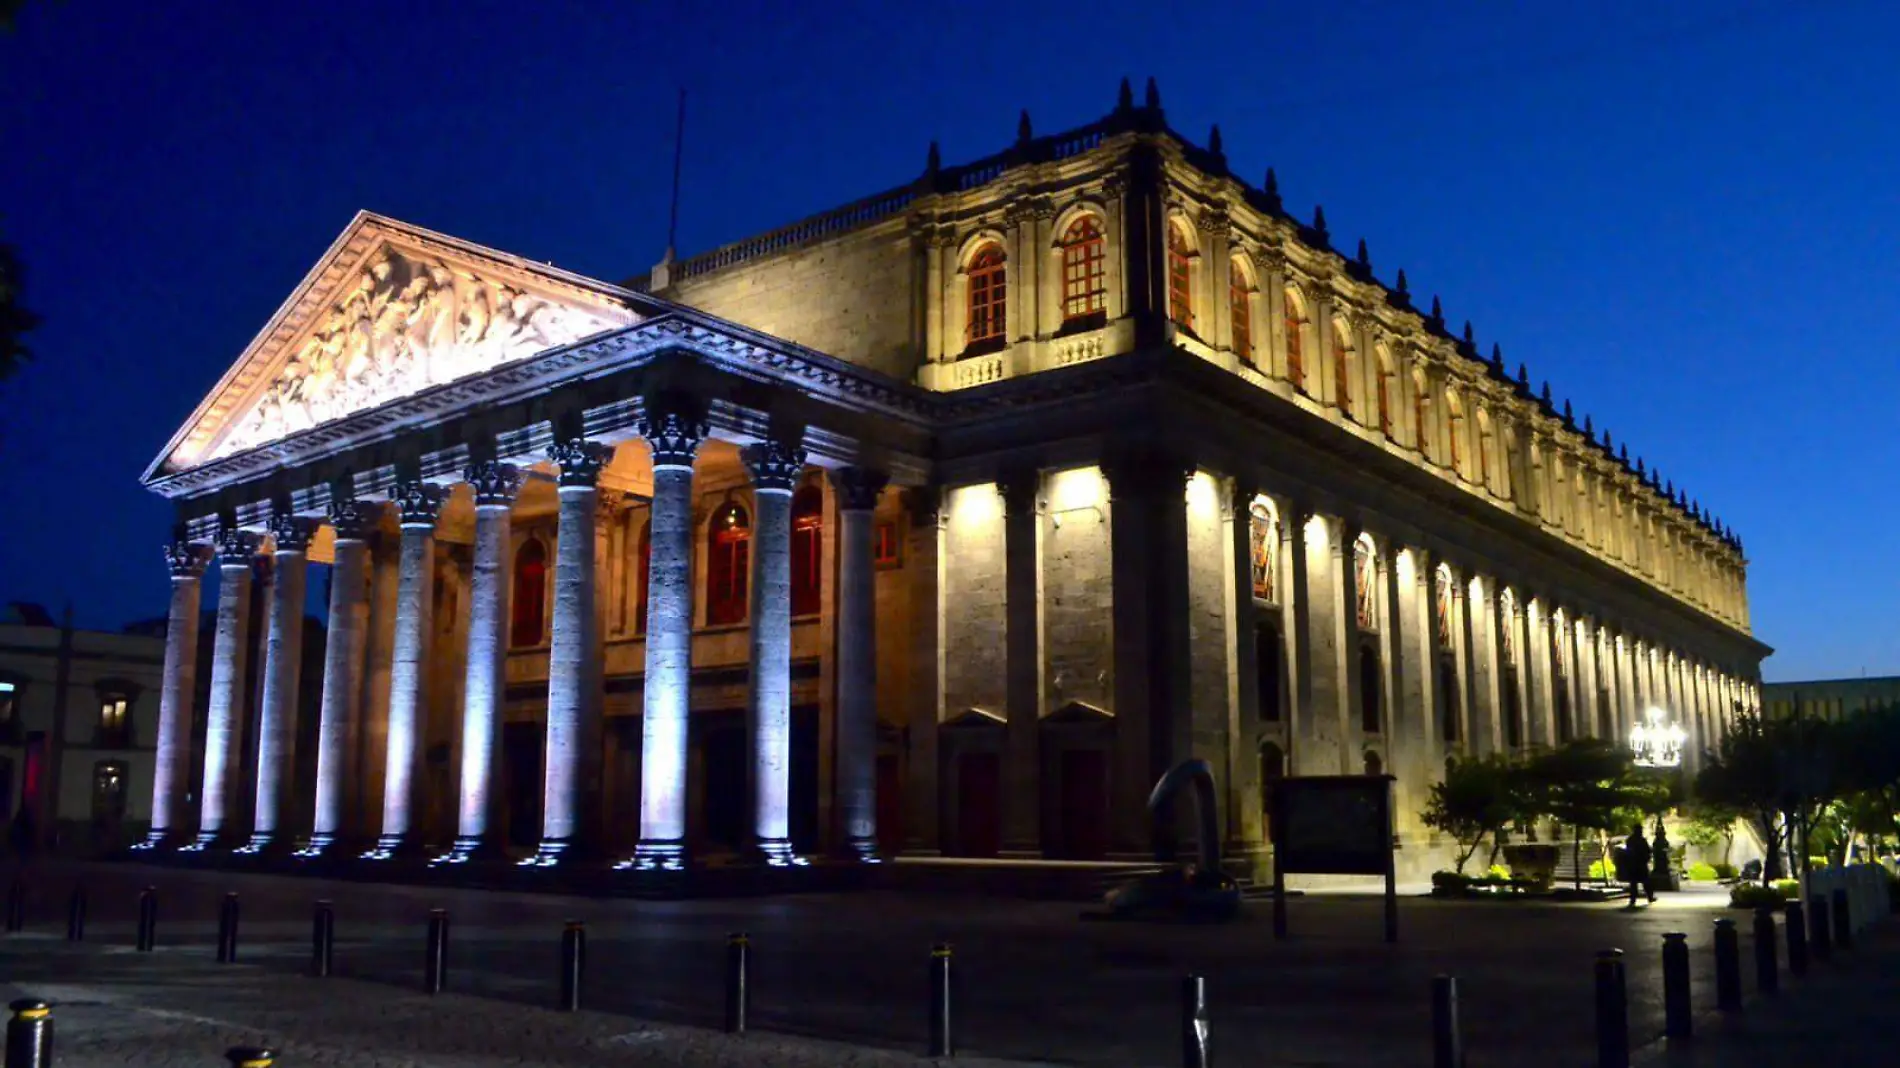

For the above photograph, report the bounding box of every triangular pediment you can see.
[149,212,643,478]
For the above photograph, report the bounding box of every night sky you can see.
[1,2,1892,680]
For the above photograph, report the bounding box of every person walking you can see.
[1622,825,1654,908]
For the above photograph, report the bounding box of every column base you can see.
[291,833,337,859]
[231,832,287,857]
[360,833,426,862]
[755,838,806,868]
[520,837,599,869]
[430,835,506,867]
[616,839,687,872]
[844,836,883,864]
[177,830,224,853]
[129,829,171,852]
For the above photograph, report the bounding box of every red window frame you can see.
[1230,268,1252,362]
[510,537,548,647]
[1284,293,1305,388]
[1166,225,1193,328]
[874,520,901,567]
[1060,217,1106,322]
[790,485,823,617]
[706,501,751,626]
[1377,367,1394,437]
[1333,323,1353,412]
[966,244,1007,345]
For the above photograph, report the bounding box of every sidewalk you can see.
[1637,924,1900,1066]
[0,934,1044,1068]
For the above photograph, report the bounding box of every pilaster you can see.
[1000,467,1044,857]
[833,465,890,861]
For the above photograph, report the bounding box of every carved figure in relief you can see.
[214,245,623,458]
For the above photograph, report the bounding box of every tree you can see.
[1681,802,1743,867]
[1695,711,1838,885]
[1421,753,1521,874]
[1520,739,1663,889]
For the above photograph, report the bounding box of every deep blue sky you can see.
[1,1,1892,680]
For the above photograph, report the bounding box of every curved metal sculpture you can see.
[1104,758,1242,921]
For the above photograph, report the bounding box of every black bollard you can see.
[1809,895,1832,961]
[1431,975,1463,1068]
[1753,907,1778,995]
[1661,932,1692,1038]
[424,908,448,994]
[1180,974,1210,1068]
[217,893,240,964]
[723,932,748,1034]
[1594,949,1628,1068]
[560,921,586,1013]
[65,887,85,943]
[1784,901,1809,976]
[136,886,158,952]
[1831,886,1852,949]
[6,879,24,933]
[1712,919,1741,1011]
[311,900,334,978]
[927,942,954,1058]
[225,1046,275,1067]
[6,999,52,1068]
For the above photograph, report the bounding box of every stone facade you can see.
[138,83,1770,881]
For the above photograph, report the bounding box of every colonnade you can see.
[142,399,891,870]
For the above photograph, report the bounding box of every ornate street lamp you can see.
[1629,706,1687,768]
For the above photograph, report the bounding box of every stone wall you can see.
[942,484,1007,717]
[1040,467,1112,713]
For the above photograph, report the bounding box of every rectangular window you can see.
[98,695,131,748]
[0,682,14,723]
[874,521,902,568]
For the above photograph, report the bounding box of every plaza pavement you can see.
[0,862,1830,1066]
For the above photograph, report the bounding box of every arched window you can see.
[1259,740,1286,825]
[1354,535,1378,632]
[1363,750,1384,777]
[1439,655,1461,742]
[1476,407,1493,491]
[1249,498,1278,602]
[1500,589,1522,747]
[966,243,1007,347]
[635,518,652,636]
[1554,613,1573,743]
[511,537,548,647]
[790,485,823,617]
[1435,564,1455,647]
[1446,390,1466,476]
[1376,349,1395,438]
[706,501,751,626]
[1229,259,1254,363]
[1060,216,1106,323]
[1332,319,1354,415]
[1359,641,1382,734]
[1166,223,1194,329]
[1413,370,1432,459]
[1283,289,1306,390]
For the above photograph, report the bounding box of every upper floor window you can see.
[1059,217,1106,323]
[707,500,751,626]
[1332,320,1354,414]
[874,520,902,568]
[97,691,132,748]
[1376,351,1395,438]
[1434,564,1455,647]
[1230,260,1254,363]
[1413,370,1432,459]
[1446,391,1466,476]
[1166,223,1194,329]
[791,485,823,617]
[966,243,1008,347]
[1283,289,1307,390]
[92,760,128,824]
[1476,408,1493,490]
[1249,499,1278,602]
[511,537,548,647]
[1354,535,1378,632]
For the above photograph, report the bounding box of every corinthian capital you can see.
[741,437,807,493]
[832,466,890,511]
[464,460,522,507]
[268,508,314,553]
[327,493,383,542]
[550,439,614,488]
[215,521,257,565]
[637,395,709,470]
[393,480,444,528]
[164,533,212,579]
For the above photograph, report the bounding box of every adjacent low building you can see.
[136,82,1770,880]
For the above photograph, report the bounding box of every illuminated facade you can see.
[140,82,1768,879]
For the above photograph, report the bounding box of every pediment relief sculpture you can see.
[211,244,633,459]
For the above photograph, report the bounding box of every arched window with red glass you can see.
[511,537,548,647]
[634,518,652,636]
[1283,289,1306,390]
[1229,258,1254,364]
[1059,216,1106,323]
[706,501,751,626]
[965,243,1007,348]
[1166,223,1194,329]
[790,484,823,617]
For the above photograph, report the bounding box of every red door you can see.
[955,751,1001,858]
[1059,748,1109,860]
[876,753,903,854]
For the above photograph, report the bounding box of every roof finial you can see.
[1583,414,1594,438]
[1636,456,1646,476]
[1516,362,1529,389]
[1208,123,1224,157]
[1144,76,1162,111]
[1620,444,1630,463]
[1262,167,1283,212]
[1117,76,1134,113]
[1017,109,1033,144]
[1603,428,1613,450]
[925,140,941,177]
[1540,380,1553,407]
[1462,321,1475,347]
[1311,204,1329,242]
[1429,295,1443,324]
[1395,268,1409,296]
[1356,238,1371,270]
[1562,399,1574,426]
[1489,342,1504,374]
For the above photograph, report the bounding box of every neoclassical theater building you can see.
[140,82,1769,880]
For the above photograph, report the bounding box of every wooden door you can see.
[955,750,1001,858]
[1059,748,1109,860]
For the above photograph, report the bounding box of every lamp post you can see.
[1629,707,1686,769]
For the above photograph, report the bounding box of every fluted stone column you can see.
[741,438,804,865]
[190,525,255,850]
[367,480,441,858]
[139,532,211,849]
[630,401,708,871]
[834,466,890,861]
[241,510,312,854]
[303,494,378,857]
[531,439,613,867]
[440,461,521,864]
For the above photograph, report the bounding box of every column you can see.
[1525,599,1554,747]
[140,530,210,849]
[834,465,890,861]
[1467,577,1501,754]
[1283,502,1315,760]
[439,461,521,864]
[367,479,440,858]
[741,437,804,865]
[189,524,254,850]
[1305,515,1347,772]
[629,400,707,870]
[523,439,614,866]
[240,509,311,854]
[1224,480,1262,851]
[304,493,378,856]
[1001,468,1043,857]
[902,487,945,855]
